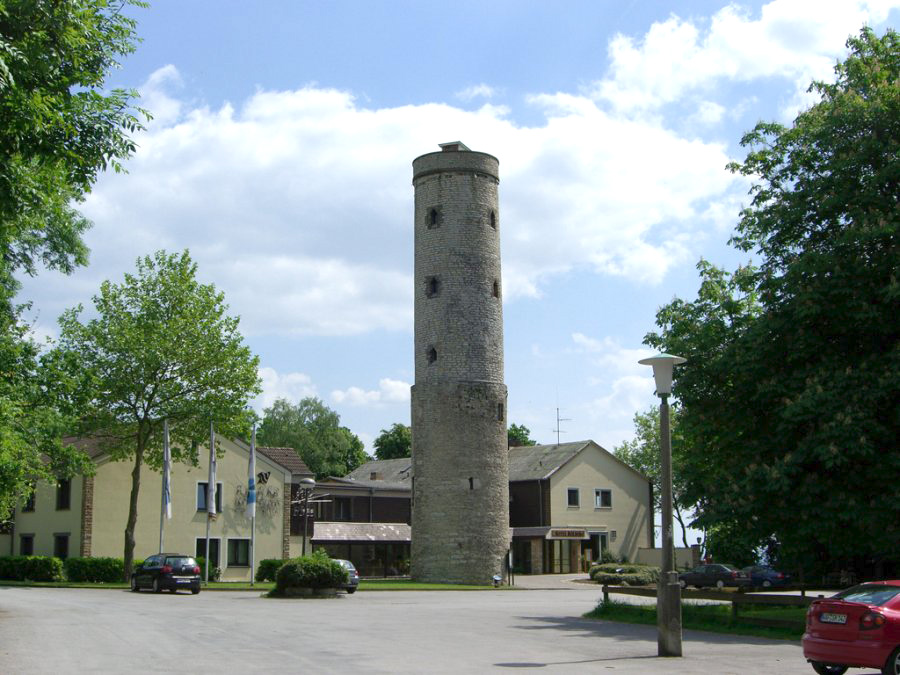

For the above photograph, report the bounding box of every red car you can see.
[802,581,900,675]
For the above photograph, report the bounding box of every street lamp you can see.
[639,352,686,658]
[297,477,316,556]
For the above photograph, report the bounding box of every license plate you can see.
[820,613,847,624]
[175,578,191,584]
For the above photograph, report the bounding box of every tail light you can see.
[860,611,885,631]
[193,566,201,575]
[161,565,172,574]
[777,573,784,579]
[731,571,738,578]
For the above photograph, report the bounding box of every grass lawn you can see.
[585,599,807,641]
[0,578,511,592]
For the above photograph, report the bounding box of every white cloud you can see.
[593,0,897,118]
[456,83,498,101]
[332,378,411,407]
[253,367,317,411]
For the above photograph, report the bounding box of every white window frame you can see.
[594,488,612,509]
[566,487,580,508]
[196,481,223,512]
[226,537,251,568]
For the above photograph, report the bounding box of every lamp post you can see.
[639,352,686,658]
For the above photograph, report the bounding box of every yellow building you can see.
[3,437,313,582]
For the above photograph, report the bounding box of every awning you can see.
[311,522,411,543]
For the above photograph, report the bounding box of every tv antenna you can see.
[552,407,571,446]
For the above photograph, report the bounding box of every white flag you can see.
[208,422,217,516]
[162,420,172,519]
[247,428,256,519]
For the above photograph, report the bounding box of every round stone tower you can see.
[410,141,509,584]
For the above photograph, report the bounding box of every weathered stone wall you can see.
[410,146,509,584]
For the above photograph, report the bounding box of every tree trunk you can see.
[673,501,690,549]
[123,433,145,581]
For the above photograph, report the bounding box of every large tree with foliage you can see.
[645,28,899,576]
[0,0,147,520]
[613,405,693,548]
[44,250,260,579]
[373,422,410,460]
[256,397,366,479]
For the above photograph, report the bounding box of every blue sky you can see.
[21,0,899,459]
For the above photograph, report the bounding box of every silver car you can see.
[335,559,359,594]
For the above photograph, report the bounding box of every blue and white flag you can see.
[208,421,217,516]
[247,426,257,519]
[162,419,172,519]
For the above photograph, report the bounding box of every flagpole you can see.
[249,424,257,587]
[159,419,171,553]
[204,420,215,585]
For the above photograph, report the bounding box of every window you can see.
[567,488,580,508]
[425,275,440,298]
[53,534,69,559]
[426,346,437,364]
[334,497,352,521]
[492,279,500,298]
[22,487,35,512]
[20,534,34,555]
[56,478,71,510]
[428,208,440,228]
[196,538,220,568]
[227,539,250,567]
[594,489,612,509]
[489,210,496,229]
[196,482,223,512]
[497,402,504,422]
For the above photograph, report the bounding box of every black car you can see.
[678,563,750,589]
[335,559,359,594]
[131,553,201,594]
[742,565,791,588]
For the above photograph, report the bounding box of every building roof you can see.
[311,522,411,543]
[344,458,412,489]
[256,446,312,477]
[508,440,649,483]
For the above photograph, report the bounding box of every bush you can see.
[23,556,64,581]
[64,557,124,583]
[272,550,347,596]
[598,549,629,565]
[0,556,28,580]
[195,557,221,582]
[256,558,285,583]
[589,562,660,586]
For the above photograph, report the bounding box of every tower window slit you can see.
[489,210,496,229]
[426,276,440,298]
[497,403,504,422]
[428,208,439,228]
[427,347,437,364]
[492,280,499,298]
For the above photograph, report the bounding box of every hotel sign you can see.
[546,528,588,540]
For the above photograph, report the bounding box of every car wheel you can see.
[130,576,139,592]
[152,578,161,593]
[763,580,772,588]
[347,587,357,594]
[716,580,725,589]
[883,647,900,675]
[168,588,177,594]
[810,662,848,675]
[191,587,200,595]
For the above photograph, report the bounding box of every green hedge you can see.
[195,556,221,582]
[64,557,124,583]
[0,556,64,581]
[256,558,285,583]
[589,562,660,586]
[272,550,347,596]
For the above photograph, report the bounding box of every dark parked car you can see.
[678,563,750,589]
[131,553,201,594]
[335,559,359,594]
[742,565,791,588]
[802,581,900,675]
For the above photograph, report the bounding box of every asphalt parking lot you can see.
[0,581,849,674]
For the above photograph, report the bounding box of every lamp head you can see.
[638,353,687,396]
[299,477,316,488]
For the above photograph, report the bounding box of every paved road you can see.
[0,583,854,674]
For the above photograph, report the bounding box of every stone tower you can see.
[410,141,509,584]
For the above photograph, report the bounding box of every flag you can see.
[162,419,172,519]
[247,426,257,519]
[208,421,217,516]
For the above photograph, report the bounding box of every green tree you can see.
[373,422,410,460]
[256,397,366,479]
[507,423,536,447]
[613,405,693,548]
[0,0,147,519]
[44,250,260,579]
[645,28,899,576]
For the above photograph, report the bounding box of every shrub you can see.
[256,558,285,583]
[23,556,64,581]
[589,562,660,586]
[195,557,221,582]
[0,556,28,580]
[272,550,347,596]
[64,557,124,583]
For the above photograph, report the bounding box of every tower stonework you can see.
[411,142,509,584]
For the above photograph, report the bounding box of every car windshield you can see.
[720,565,739,571]
[165,556,197,568]
[833,585,900,606]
